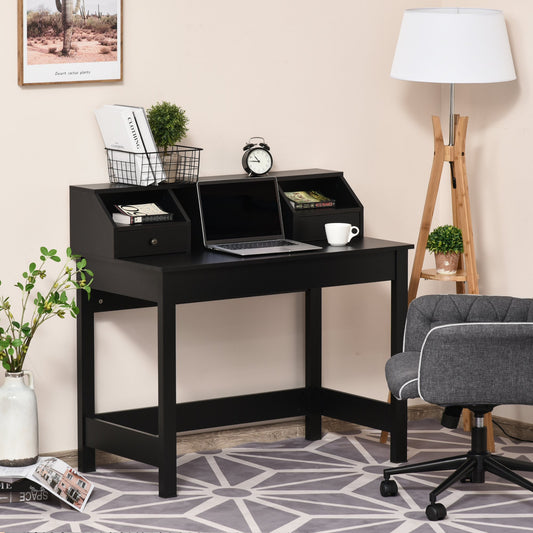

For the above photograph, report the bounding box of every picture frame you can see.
[18,0,122,86]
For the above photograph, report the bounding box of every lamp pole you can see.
[449,83,455,146]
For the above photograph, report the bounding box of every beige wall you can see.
[1,0,530,454]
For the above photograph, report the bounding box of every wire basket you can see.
[106,145,202,186]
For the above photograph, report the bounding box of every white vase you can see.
[0,371,39,467]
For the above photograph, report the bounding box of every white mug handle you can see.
[348,226,360,242]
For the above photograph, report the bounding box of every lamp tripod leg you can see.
[407,116,446,304]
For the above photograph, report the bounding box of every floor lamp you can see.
[381,8,516,447]
[391,7,516,302]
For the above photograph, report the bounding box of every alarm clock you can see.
[242,137,273,176]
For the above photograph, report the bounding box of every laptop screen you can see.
[198,178,284,243]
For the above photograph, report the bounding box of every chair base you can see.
[380,420,533,521]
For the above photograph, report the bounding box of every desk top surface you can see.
[111,236,413,272]
[87,236,412,304]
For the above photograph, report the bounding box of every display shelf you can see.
[420,268,468,282]
[276,171,364,242]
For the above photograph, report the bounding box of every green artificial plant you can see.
[147,101,189,153]
[0,246,93,373]
[426,225,464,255]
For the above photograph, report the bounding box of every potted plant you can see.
[147,101,189,183]
[0,246,93,466]
[426,225,464,274]
[147,101,189,153]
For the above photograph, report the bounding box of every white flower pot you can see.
[0,371,39,466]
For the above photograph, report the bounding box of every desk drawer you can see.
[115,222,190,257]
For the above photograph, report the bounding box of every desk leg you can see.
[390,249,408,463]
[305,288,322,441]
[158,300,177,498]
[77,289,95,472]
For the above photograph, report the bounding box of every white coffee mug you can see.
[325,223,360,246]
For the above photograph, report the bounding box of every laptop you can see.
[197,177,322,256]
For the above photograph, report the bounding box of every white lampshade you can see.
[391,8,516,84]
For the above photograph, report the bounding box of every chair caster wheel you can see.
[380,479,398,497]
[426,502,446,521]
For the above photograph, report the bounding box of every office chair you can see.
[380,294,533,521]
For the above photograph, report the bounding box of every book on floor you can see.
[0,482,50,504]
[0,457,93,511]
[0,477,42,491]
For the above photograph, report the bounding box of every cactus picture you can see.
[18,0,122,85]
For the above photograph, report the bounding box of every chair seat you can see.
[385,351,420,400]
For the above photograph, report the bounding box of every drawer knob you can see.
[150,238,159,246]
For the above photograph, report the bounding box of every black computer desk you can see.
[77,236,412,497]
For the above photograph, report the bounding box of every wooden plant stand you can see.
[408,114,478,300]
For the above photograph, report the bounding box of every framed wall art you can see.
[18,0,122,86]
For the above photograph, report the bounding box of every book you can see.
[95,104,166,185]
[114,104,166,184]
[113,202,174,225]
[0,477,42,491]
[0,456,93,512]
[0,487,49,504]
[284,190,335,209]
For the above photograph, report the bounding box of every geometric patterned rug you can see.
[1,419,533,532]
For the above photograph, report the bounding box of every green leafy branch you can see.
[0,247,93,373]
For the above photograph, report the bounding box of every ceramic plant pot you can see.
[0,371,39,467]
[435,252,460,275]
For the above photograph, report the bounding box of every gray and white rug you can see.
[1,419,533,532]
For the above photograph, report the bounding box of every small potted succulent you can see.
[426,225,464,274]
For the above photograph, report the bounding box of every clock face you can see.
[245,147,272,175]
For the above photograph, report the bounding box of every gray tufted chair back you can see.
[386,294,533,407]
[404,294,533,352]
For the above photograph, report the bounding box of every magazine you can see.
[0,457,93,512]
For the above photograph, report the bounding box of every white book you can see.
[95,104,144,153]
[114,105,166,184]
[95,105,166,185]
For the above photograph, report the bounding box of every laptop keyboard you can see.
[221,239,293,250]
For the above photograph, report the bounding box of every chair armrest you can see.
[418,322,533,406]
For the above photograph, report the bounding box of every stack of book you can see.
[0,456,93,511]
[112,202,174,225]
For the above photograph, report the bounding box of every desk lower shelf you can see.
[83,388,397,467]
